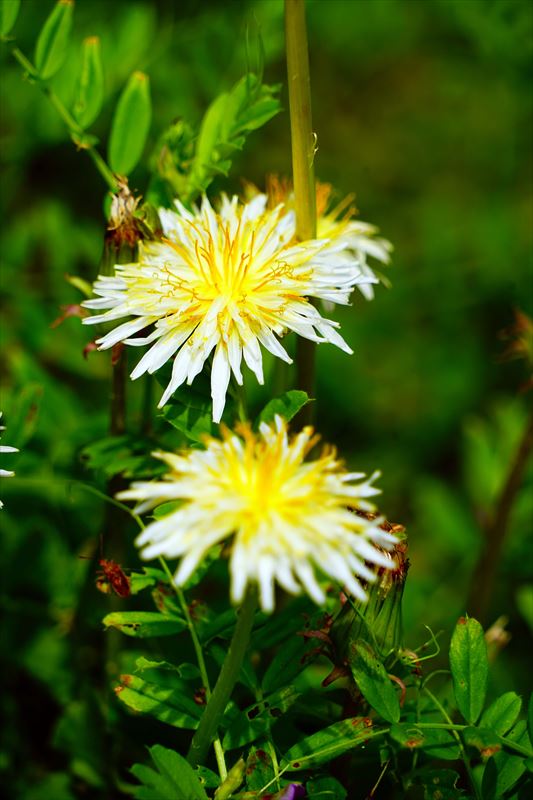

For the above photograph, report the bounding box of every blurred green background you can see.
[1,0,532,797]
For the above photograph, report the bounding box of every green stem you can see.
[422,687,481,800]
[187,588,257,767]
[285,0,317,423]
[9,45,118,192]
[158,558,227,780]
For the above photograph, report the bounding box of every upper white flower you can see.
[83,194,376,422]
[266,177,393,301]
[0,412,18,509]
[118,415,397,612]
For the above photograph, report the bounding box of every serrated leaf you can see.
[108,71,151,176]
[34,0,73,80]
[131,744,208,800]
[480,692,522,737]
[81,434,164,480]
[73,36,104,129]
[103,611,186,638]
[222,686,300,750]
[348,641,400,723]
[116,673,202,730]
[256,391,311,428]
[389,724,460,760]
[0,0,20,37]
[281,717,385,771]
[449,616,488,724]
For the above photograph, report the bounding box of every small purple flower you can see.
[278,784,306,800]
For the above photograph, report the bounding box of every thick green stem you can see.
[187,588,257,767]
[285,0,317,423]
[9,46,118,192]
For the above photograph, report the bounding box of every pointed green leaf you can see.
[103,611,186,638]
[34,0,73,80]
[0,0,20,36]
[480,692,522,737]
[131,744,208,800]
[256,391,311,428]
[73,36,104,129]
[449,616,488,724]
[349,641,400,723]
[281,717,386,771]
[305,776,347,799]
[108,71,151,176]
[528,693,533,746]
[244,744,276,791]
[462,726,502,757]
[483,720,530,797]
[262,632,318,694]
[116,673,202,730]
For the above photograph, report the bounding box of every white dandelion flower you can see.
[117,415,397,613]
[0,413,19,509]
[83,194,375,422]
[266,176,393,302]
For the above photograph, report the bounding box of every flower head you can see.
[266,176,393,301]
[118,416,397,612]
[0,413,19,509]
[83,194,374,421]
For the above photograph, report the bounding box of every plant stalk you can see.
[9,46,118,192]
[467,408,533,622]
[187,588,257,767]
[285,0,317,423]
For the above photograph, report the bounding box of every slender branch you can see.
[9,45,118,192]
[423,686,481,800]
[467,408,533,622]
[187,588,257,767]
[285,0,317,422]
[158,558,227,780]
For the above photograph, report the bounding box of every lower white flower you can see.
[117,415,397,613]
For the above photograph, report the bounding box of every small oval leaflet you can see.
[108,71,152,176]
[34,0,73,80]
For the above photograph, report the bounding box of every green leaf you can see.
[115,672,202,730]
[414,769,466,800]
[482,720,531,798]
[462,726,502,757]
[0,0,20,37]
[73,36,104,129]
[449,616,488,724]
[305,776,347,799]
[103,611,186,638]
[222,686,300,749]
[281,717,385,771]
[389,724,460,760]
[244,744,276,791]
[131,744,208,800]
[81,434,165,480]
[262,631,318,694]
[34,0,73,80]
[528,693,533,746]
[348,641,400,723]
[129,567,167,595]
[256,391,311,428]
[480,692,522,737]
[162,388,220,443]
[108,71,151,176]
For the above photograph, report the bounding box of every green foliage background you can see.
[0,0,532,797]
